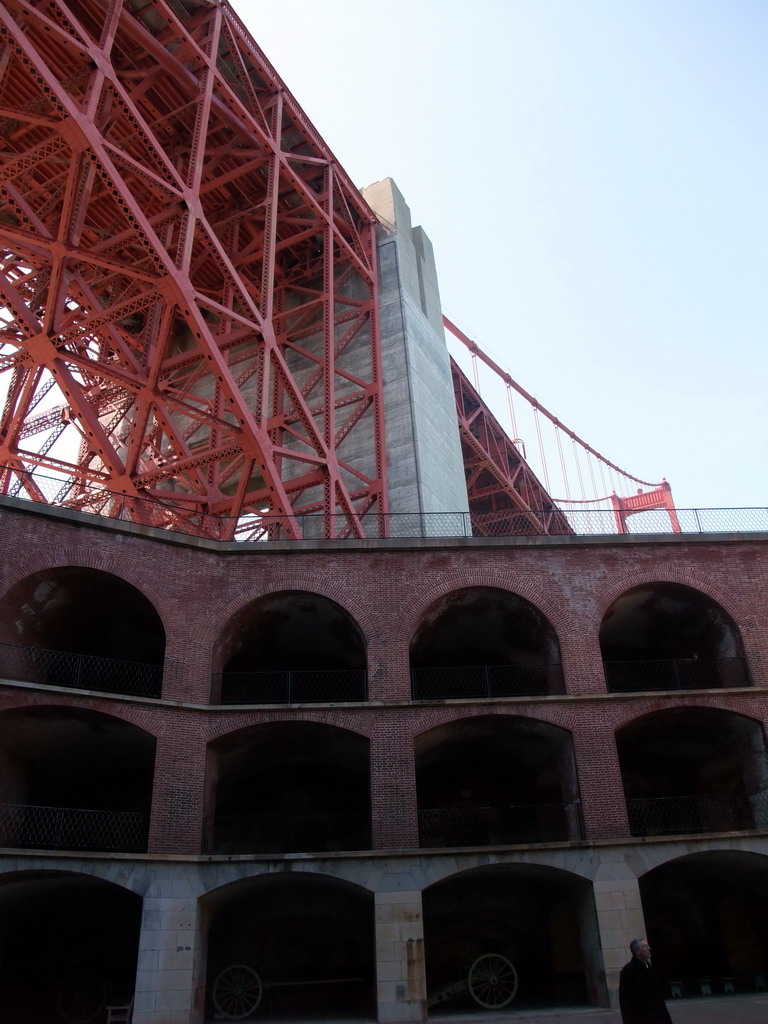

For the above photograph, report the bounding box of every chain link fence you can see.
[213,668,367,704]
[627,792,768,837]
[0,641,163,698]
[0,802,149,852]
[411,663,565,700]
[3,467,768,541]
[418,802,584,848]
[204,811,371,854]
[604,657,751,692]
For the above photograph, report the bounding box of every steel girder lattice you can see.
[0,0,386,540]
[451,359,573,537]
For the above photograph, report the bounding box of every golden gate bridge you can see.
[0,0,678,540]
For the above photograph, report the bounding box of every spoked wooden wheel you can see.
[467,953,518,1009]
[213,964,263,1019]
[56,969,107,1023]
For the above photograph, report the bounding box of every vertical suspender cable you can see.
[534,408,551,494]
[555,426,571,500]
[598,459,608,498]
[587,448,598,500]
[572,438,587,500]
[506,384,519,440]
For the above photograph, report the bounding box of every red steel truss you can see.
[451,358,573,536]
[0,0,386,539]
[611,482,681,534]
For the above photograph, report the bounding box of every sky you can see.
[238,0,767,510]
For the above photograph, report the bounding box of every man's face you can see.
[635,940,651,962]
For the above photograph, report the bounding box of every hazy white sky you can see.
[239,0,767,510]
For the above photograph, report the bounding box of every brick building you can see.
[0,494,767,1024]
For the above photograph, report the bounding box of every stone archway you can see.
[0,870,141,1023]
[202,872,375,1020]
[423,863,599,1014]
[640,850,768,997]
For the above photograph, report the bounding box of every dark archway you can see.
[410,587,563,699]
[0,567,165,697]
[600,583,749,692]
[206,722,371,853]
[415,716,582,847]
[203,873,375,1019]
[0,870,141,1023]
[617,708,768,837]
[214,591,367,704]
[0,707,155,853]
[424,865,599,1014]
[640,852,768,996]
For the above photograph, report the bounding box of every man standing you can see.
[618,938,673,1024]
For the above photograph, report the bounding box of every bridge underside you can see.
[0,0,385,539]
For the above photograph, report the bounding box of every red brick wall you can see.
[0,502,766,853]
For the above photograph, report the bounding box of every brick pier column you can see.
[370,716,419,848]
[573,724,631,840]
[147,720,206,854]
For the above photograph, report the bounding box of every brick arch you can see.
[209,578,374,649]
[203,711,374,745]
[611,699,766,735]
[0,557,169,641]
[411,705,576,744]
[401,574,564,646]
[594,568,747,628]
[0,696,164,737]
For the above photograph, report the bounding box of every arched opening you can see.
[0,870,141,1023]
[0,567,165,698]
[640,852,768,997]
[203,873,375,1020]
[424,865,599,1014]
[213,591,367,704]
[0,707,155,853]
[617,708,768,837]
[410,587,563,700]
[206,722,371,853]
[600,583,749,692]
[415,716,582,847]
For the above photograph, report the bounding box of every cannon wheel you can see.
[213,964,263,1019]
[467,953,518,1009]
[56,969,107,1023]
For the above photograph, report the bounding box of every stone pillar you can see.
[592,854,646,1007]
[132,884,205,1024]
[361,178,469,524]
[576,880,607,1006]
[557,741,584,840]
[375,890,427,1024]
[740,727,768,828]
[370,721,419,849]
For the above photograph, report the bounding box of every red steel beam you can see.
[0,0,387,539]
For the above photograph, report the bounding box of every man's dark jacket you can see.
[618,956,673,1024]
